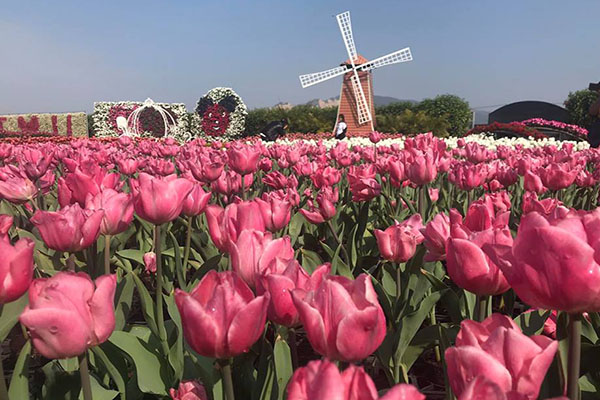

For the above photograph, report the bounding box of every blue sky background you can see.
[1,0,598,114]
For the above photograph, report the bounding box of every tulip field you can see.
[0,131,599,400]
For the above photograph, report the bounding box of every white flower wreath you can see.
[192,87,247,140]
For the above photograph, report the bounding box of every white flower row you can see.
[261,133,590,151]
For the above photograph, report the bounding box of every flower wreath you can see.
[193,88,247,140]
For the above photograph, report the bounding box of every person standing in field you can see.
[335,114,348,140]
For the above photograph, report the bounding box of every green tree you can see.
[376,110,449,137]
[564,89,598,128]
[375,101,416,115]
[416,94,471,136]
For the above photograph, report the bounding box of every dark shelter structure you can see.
[488,101,569,124]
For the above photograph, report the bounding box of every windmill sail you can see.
[336,11,358,64]
[357,48,412,72]
[350,71,372,124]
[299,66,349,88]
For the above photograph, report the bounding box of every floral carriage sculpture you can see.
[193,87,247,140]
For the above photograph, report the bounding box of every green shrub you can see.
[416,94,471,136]
[376,110,449,137]
[564,89,598,128]
[375,101,416,115]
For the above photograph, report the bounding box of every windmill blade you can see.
[357,47,412,72]
[350,71,372,124]
[336,11,358,64]
[299,66,349,88]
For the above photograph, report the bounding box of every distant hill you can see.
[273,96,418,109]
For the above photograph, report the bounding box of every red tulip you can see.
[130,173,194,225]
[291,274,386,362]
[31,203,103,252]
[258,263,329,327]
[169,380,208,400]
[0,215,34,304]
[0,176,37,204]
[446,313,557,400]
[255,195,291,232]
[287,359,424,400]
[228,144,261,175]
[19,272,116,359]
[86,189,134,236]
[182,182,211,217]
[229,230,295,288]
[174,270,269,359]
[205,201,266,251]
[375,214,424,263]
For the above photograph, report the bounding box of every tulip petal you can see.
[380,383,426,400]
[227,294,269,357]
[336,306,385,362]
[90,274,117,344]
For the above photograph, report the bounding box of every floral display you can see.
[92,101,190,141]
[0,112,88,137]
[0,131,596,400]
[192,87,247,140]
[522,117,589,137]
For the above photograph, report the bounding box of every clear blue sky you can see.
[1,0,598,114]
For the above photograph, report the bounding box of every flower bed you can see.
[0,132,596,399]
[522,117,589,137]
[0,112,88,137]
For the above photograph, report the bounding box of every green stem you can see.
[241,174,247,201]
[430,305,441,362]
[78,352,93,400]
[104,235,111,275]
[326,219,351,266]
[396,265,402,308]
[219,359,235,400]
[182,216,193,289]
[567,313,582,400]
[476,295,489,322]
[154,225,169,357]
[418,185,426,219]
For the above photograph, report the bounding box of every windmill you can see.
[299,11,413,134]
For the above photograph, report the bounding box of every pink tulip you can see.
[182,182,211,217]
[291,274,386,362]
[459,376,568,400]
[537,163,578,191]
[58,166,120,207]
[496,208,600,313]
[406,151,437,185]
[130,173,194,225]
[369,131,383,144]
[523,171,545,194]
[31,203,103,252]
[85,189,134,236]
[0,176,37,204]
[174,270,269,359]
[446,218,511,296]
[169,380,208,400]
[287,359,424,400]
[19,272,116,359]
[255,195,291,232]
[229,230,295,288]
[205,201,266,251]
[0,215,34,304]
[348,176,381,202]
[421,212,450,261]
[258,263,329,327]
[144,252,157,274]
[375,214,424,263]
[446,314,557,400]
[300,187,338,224]
[521,192,562,215]
[228,144,261,175]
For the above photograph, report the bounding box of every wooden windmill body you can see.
[299,11,413,135]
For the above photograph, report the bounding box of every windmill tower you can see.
[299,11,413,135]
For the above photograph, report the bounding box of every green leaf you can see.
[165,293,184,381]
[274,335,293,399]
[109,330,171,395]
[125,268,159,338]
[0,293,28,342]
[168,231,187,291]
[79,374,119,400]
[420,268,462,324]
[514,309,551,336]
[116,249,146,266]
[91,345,127,400]
[114,272,135,331]
[349,225,358,269]
[396,289,446,364]
[300,249,322,273]
[8,340,31,399]
[288,212,304,246]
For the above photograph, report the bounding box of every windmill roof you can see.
[343,54,368,65]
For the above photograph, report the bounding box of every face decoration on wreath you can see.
[196,95,238,136]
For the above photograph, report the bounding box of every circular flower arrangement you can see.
[193,88,247,140]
